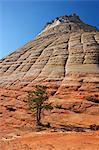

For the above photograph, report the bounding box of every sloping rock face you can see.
[0,14,99,138]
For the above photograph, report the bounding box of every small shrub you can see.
[51,20,54,23]
[55,104,62,109]
[56,17,59,20]
[46,22,51,25]
[90,124,99,131]
[86,96,99,104]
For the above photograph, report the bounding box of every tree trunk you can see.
[36,108,41,126]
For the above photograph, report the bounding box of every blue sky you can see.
[0,0,99,59]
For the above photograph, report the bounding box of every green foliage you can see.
[42,104,53,110]
[28,85,48,110]
[27,85,53,126]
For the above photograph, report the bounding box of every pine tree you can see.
[27,85,53,126]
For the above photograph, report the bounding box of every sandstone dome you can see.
[0,14,99,140]
[0,14,99,87]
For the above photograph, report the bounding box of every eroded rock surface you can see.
[0,14,99,149]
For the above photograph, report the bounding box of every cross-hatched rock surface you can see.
[0,14,99,143]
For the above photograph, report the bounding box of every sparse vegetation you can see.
[90,124,99,131]
[44,19,55,29]
[55,104,63,109]
[46,22,52,26]
[86,96,99,104]
[27,85,53,127]
[56,17,59,20]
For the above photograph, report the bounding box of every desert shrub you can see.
[55,104,62,109]
[86,96,99,103]
[90,124,99,131]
